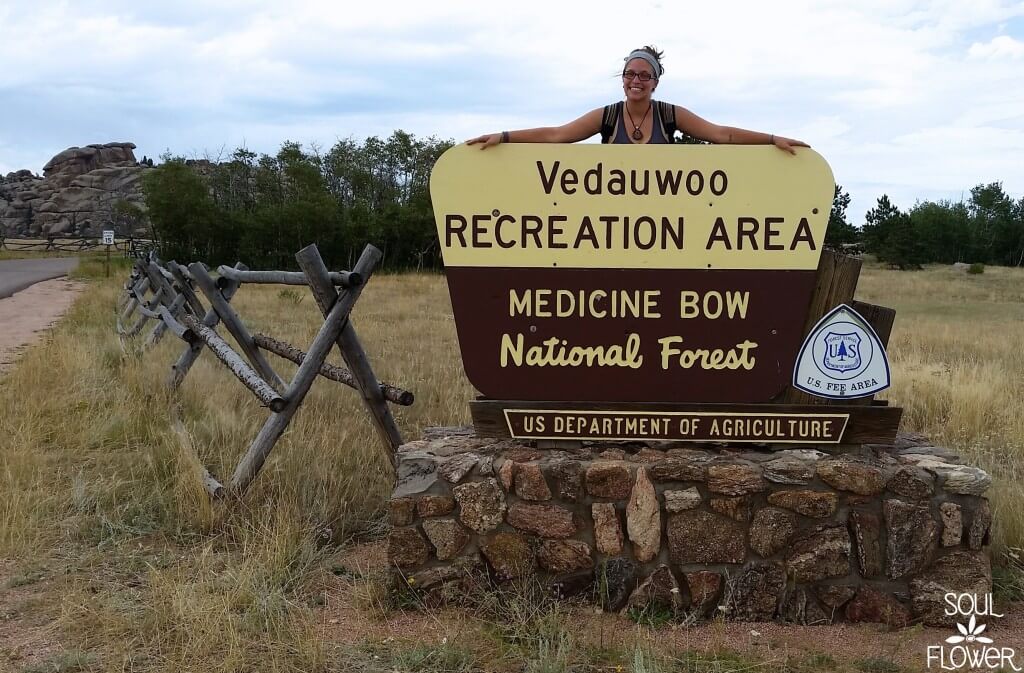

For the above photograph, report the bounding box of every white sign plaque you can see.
[792,304,891,399]
[102,230,115,245]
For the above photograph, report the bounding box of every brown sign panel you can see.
[431,144,837,406]
[448,267,816,402]
[503,408,849,443]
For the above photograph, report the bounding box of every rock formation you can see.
[0,142,151,238]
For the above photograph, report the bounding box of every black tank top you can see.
[612,101,670,144]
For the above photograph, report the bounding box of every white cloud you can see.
[969,35,1024,58]
[1,0,1023,223]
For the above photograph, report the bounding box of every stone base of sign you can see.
[388,427,992,627]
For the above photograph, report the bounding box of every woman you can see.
[467,46,808,154]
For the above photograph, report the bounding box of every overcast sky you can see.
[1,0,1022,223]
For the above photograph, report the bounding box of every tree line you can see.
[826,183,1024,269]
[142,134,1024,271]
[143,132,452,271]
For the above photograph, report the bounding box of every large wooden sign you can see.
[431,144,836,404]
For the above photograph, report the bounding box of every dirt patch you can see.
[0,559,65,671]
[322,541,1024,670]
[0,277,85,374]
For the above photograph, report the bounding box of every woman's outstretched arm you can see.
[673,106,810,155]
[466,108,604,149]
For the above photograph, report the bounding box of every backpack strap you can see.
[658,100,677,141]
[600,102,622,144]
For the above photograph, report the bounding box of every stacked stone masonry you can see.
[388,428,993,626]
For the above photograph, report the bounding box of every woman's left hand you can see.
[773,136,811,155]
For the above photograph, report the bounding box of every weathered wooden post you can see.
[252,332,414,406]
[294,246,403,466]
[228,244,382,495]
[142,259,186,347]
[188,263,287,391]
[167,263,244,389]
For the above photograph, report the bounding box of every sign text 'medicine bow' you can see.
[430,144,836,403]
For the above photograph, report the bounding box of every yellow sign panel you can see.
[430,144,835,270]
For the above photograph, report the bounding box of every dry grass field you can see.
[1,256,1023,672]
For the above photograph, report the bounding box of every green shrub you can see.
[968,262,985,274]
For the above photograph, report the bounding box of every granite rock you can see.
[845,586,911,627]
[849,510,885,577]
[548,460,584,501]
[729,562,785,621]
[586,463,633,499]
[515,463,553,501]
[887,467,935,499]
[668,510,746,565]
[453,479,506,533]
[969,499,992,550]
[625,564,684,614]
[389,497,415,526]
[750,507,799,558]
[498,459,515,491]
[481,532,534,580]
[626,467,661,562]
[884,499,938,579]
[816,585,857,610]
[786,525,851,582]
[648,457,708,482]
[538,539,594,574]
[598,558,637,612]
[707,463,765,496]
[592,503,624,555]
[782,587,830,625]
[817,457,887,495]
[910,551,992,626]
[939,502,963,547]
[767,490,838,518]
[417,495,455,518]
[663,487,702,513]
[507,503,577,538]
[762,450,824,485]
[685,570,722,616]
[710,496,753,522]
[422,518,470,560]
[389,526,432,568]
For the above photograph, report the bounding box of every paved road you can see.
[0,258,80,299]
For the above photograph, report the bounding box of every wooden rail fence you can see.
[115,243,410,497]
[2,235,155,257]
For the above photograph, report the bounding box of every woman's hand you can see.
[466,133,503,149]
[773,136,810,155]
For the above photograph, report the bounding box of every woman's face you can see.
[622,57,657,102]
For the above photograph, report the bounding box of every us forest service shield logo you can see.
[822,332,862,373]
[793,304,891,399]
